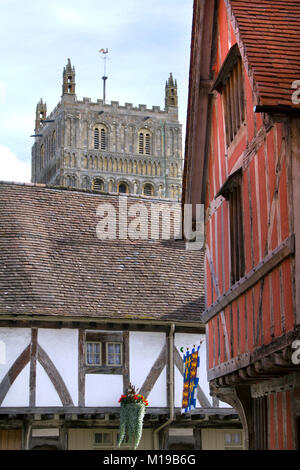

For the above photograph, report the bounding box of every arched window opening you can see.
[138,129,151,155]
[100,128,106,150]
[143,183,154,197]
[94,128,99,149]
[92,178,104,191]
[145,133,150,155]
[118,182,128,194]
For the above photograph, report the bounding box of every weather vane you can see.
[99,48,109,103]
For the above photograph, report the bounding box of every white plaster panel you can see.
[129,331,166,393]
[37,328,78,405]
[2,363,30,407]
[36,362,62,406]
[85,374,123,407]
[174,333,213,407]
[174,365,184,408]
[147,366,167,407]
[0,328,31,381]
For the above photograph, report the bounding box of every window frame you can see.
[143,183,154,196]
[216,168,245,285]
[212,44,245,148]
[94,431,113,447]
[85,341,102,366]
[138,129,151,155]
[84,332,124,374]
[94,125,107,150]
[106,342,123,366]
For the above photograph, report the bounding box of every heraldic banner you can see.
[181,345,200,413]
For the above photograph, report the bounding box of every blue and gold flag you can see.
[181,345,200,413]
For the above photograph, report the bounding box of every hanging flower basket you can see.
[117,383,149,449]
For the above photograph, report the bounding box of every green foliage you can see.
[117,383,148,449]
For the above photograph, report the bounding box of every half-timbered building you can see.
[183,0,300,450]
[0,182,241,450]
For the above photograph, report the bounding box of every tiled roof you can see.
[229,0,300,108]
[0,183,204,323]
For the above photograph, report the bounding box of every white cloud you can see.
[0,145,31,183]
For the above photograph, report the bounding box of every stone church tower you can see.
[31,59,183,200]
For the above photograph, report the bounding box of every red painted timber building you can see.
[183,0,300,449]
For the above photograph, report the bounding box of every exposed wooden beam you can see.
[202,234,295,322]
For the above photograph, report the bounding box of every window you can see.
[100,128,106,150]
[216,168,245,284]
[94,128,99,149]
[85,332,123,371]
[106,342,122,366]
[86,342,101,365]
[94,432,113,447]
[143,183,154,196]
[92,178,104,191]
[212,44,245,147]
[118,182,128,194]
[224,430,243,450]
[94,126,107,150]
[138,129,151,155]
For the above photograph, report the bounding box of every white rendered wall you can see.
[129,332,166,407]
[0,328,31,382]
[2,363,30,407]
[36,362,62,406]
[38,328,78,405]
[85,374,123,407]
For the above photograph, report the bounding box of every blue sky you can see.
[0,0,193,182]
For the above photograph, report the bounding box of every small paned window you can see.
[224,431,243,450]
[106,342,122,366]
[94,432,113,446]
[86,342,101,365]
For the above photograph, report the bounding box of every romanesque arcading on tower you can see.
[165,73,178,108]
[35,98,47,132]
[62,58,76,95]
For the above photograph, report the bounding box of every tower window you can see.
[118,182,128,194]
[94,128,99,149]
[92,178,104,191]
[86,342,101,365]
[68,76,72,83]
[143,183,154,196]
[138,129,151,155]
[100,128,106,150]
[94,126,107,150]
